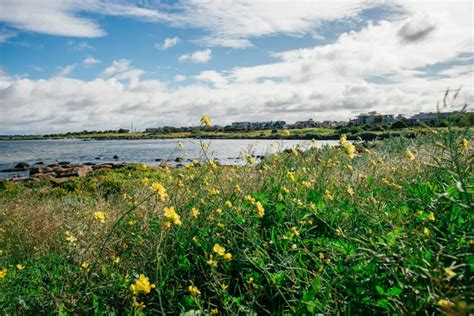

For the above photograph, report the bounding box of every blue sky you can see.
[0,0,472,134]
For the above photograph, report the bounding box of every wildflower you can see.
[235,184,243,194]
[347,186,355,196]
[94,211,106,223]
[437,299,454,310]
[291,244,297,249]
[164,207,182,226]
[207,188,220,196]
[132,297,146,310]
[65,231,77,244]
[130,274,156,295]
[213,244,226,256]
[255,201,265,218]
[220,283,229,290]
[0,268,7,279]
[128,220,137,226]
[16,264,25,270]
[178,142,184,148]
[290,148,299,156]
[217,222,225,228]
[343,143,356,159]
[282,129,291,136]
[207,255,218,268]
[211,308,219,315]
[339,134,347,145]
[225,200,232,208]
[112,256,120,264]
[223,253,233,261]
[188,285,201,296]
[309,202,316,210]
[346,165,353,171]
[244,195,256,204]
[200,114,212,127]
[246,156,256,164]
[428,212,435,221]
[461,138,468,150]
[444,267,456,279]
[336,228,343,236]
[290,226,300,237]
[406,150,415,160]
[247,277,254,284]
[215,208,223,216]
[287,171,296,181]
[324,189,334,201]
[191,207,200,218]
[423,227,430,237]
[81,262,90,271]
[151,183,168,202]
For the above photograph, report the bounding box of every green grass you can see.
[0,127,472,314]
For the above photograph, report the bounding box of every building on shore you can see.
[230,121,287,130]
[352,111,395,125]
[408,111,460,125]
[293,119,317,129]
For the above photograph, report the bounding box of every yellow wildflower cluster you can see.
[94,211,106,223]
[287,171,296,181]
[151,183,168,202]
[255,201,265,218]
[213,243,233,261]
[130,274,156,295]
[339,134,347,145]
[65,231,77,244]
[207,188,220,196]
[406,150,415,160]
[324,189,334,201]
[0,268,7,279]
[200,114,212,127]
[225,200,233,208]
[16,264,25,270]
[191,207,200,218]
[381,178,402,190]
[164,207,182,227]
[81,262,90,271]
[343,142,356,159]
[188,285,201,296]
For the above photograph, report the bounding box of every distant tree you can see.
[391,120,408,129]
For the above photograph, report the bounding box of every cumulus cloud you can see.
[178,49,212,63]
[156,37,180,50]
[102,59,131,77]
[174,74,186,82]
[83,56,101,65]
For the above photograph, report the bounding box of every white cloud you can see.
[83,56,101,65]
[174,74,186,82]
[102,59,131,77]
[69,41,95,51]
[195,70,228,86]
[0,29,16,43]
[56,64,76,77]
[179,49,212,63]
[156,37,180,50]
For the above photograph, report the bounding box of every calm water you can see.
[0,138,338,179]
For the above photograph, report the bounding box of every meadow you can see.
[0,121,472,314]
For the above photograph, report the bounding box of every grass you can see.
[0,126,472,314]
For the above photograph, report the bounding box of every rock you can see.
[93,164,113,170]
[48,163,60,168]
[83,162,96,166]
[30,166,53,176]
[56,166,92,178]
[155,158,162,162]
[95,156,103,160]
[59,161,71,166]
[14,162,30,170]
[175,157,184,162]
[34,162,45,166]
[113,155,119,159]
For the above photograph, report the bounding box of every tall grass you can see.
[0,122,472,314]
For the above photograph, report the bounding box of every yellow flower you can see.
[191,207,200,218]
[188,285,201,296]
[406,150,415,160]
[200,114,212,127]
[207,255,218,268]
[128,220,137,226]
[255,201,265,218]
[0,268,7,279]
[235,184,243,194]
[132,297,146,310]
[220,283,229,290]
[343,143,356,159]
[81,261,90,271]
[309,202,316,210]
[287,171,296,181]
[178,142,184,148]
[423,227,430,236]
[16,264,25,270]
[223,253,233,261]
[339,134,347,145]
[290,148,299,156]
[164,207,182,226]
[151,183,169,202]
[130,274,156,295]
[437,299,454,310]
[65,231,77,244]
[428,212,435,221]
[324,189,334,201]
[244,195,256,204]
[94,211,106,223]
[347,186,355,196]
[207,188,220,196]
[213,244,226,256]
[112,256,120,264]
[142,177,149,185]
[461,138,468,150]
[225,200,233,208]
[246,156,256,164]
[443,267,456,279]
[211,308,219,315]
[346,164,353,171]
[282,129,291,137]
[247,277,254,284]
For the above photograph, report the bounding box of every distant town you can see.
[142,110,472,134]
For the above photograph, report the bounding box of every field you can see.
[0,127,472,314]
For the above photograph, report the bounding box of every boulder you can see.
[56,166,92,178]
[30,166,53,176]
[14,162,30,170]
[113,155,119,159]
[175,157,184,162]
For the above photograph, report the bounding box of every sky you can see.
[0,0,473,134]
